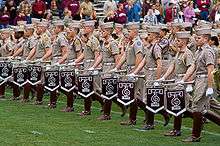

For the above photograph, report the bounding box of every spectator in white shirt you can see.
[143,9,158,25]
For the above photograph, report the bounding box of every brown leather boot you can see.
[104,99,112,116]
[164,130,181,136]
[164,115,182,136]
[12,84,20,100]
[204,110,220,126]
[23,83,31,101]
[136,98,148,123]
[174,115,182,131]
[0,84,5,98]
[49,91,57,108]
[141,110,155,130]
[36,84,44,104]
[97,114,111,120]
[80,97,92,116]
[121,101,138,126]
[182,112,202,142]
[64,91,74,111]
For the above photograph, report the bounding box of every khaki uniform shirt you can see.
[144,42,162,69]
[23,35,38,58]
[0,38,14,57]
[126,36,143,68]
[14,37,25,57]
[36,32,51,59]
[174,47,195,75]
[159,37,170,59]
[83,35,101,60]
[68,36,82,60]
[195,44,215,75]
[53,32,68,57]
[101,36,119,64]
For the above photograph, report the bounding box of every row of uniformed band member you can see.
[1,19,220,143]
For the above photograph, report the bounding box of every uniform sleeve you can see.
[92,37,101,52]
[74,39,82,52]
[153,44,162,60]
[43,35,51,48]
[204,49,215,66]
[133,39,143,55]
[7,41,14,52]
[110,41,120,55]
[59,36,68,47]
[185,50,195,67]
[29,38,38,49]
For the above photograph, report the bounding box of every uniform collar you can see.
[201,43,210,50]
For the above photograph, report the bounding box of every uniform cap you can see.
[53,20,64,26]
[68,20,81,29]
[100,22,113,29]
[126,22,140,30]
[183,22,192,28]
[82,20,95,27]
[176,31,191,39]
[115,23,124,28]
[196,28,211,35]
[147,26,161,33]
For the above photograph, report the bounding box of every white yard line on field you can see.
[3,92,220,137]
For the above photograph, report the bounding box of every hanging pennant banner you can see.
[77,75,94,98]
[165,89,186,117]
[27,65,42,85]
[13,66,28,87]
[0,61,13,82]
[145,87,164,113]
[60,70,75,92]
[101,77,118,100]
[117,81,135,106]
[44,70,60,91]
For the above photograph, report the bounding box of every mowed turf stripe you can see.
[4,91,220,137]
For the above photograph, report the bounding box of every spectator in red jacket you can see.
[0,6,10,28]
[5,0,17,25]
[197,0,211,21]
[165,3,174,23]
[67,0,80,19]
[114,3,127,24]
[32,0,46,19]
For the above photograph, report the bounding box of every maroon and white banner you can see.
[27,65,42,85]
[77,75,94,98]
[0,61,13,84]
[101,77,118,100]
[165,89,186,117]
[145,87,164,113]
[13,66,28,87]
[44,70,60,91]
[60,70,75,92]
[117,81,135,106]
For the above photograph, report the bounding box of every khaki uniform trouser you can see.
[191,76,210,112]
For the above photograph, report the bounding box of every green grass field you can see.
[0,91,220,146]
